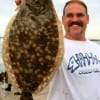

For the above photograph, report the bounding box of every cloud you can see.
[0,0,100,40]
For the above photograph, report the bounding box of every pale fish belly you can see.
[2,0,64,100]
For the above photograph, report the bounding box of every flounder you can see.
[2,0,64,99]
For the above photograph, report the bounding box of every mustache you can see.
[68,21,83,27]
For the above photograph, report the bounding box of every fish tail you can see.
[20,90,33,100]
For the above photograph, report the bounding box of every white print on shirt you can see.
[66,52,100,75]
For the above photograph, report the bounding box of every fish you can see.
[2,0,64,100]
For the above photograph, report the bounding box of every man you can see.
[15,0,100,100]
[47,1,100,100]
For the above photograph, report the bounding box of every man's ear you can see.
[87,14,89,24]
[62,16,65,25]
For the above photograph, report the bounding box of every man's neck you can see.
[64,35,86,41]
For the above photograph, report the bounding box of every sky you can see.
[0,0,100,39]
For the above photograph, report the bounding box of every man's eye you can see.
[65,13,85,18]
[66,14,73,17]
[77,13,84,17]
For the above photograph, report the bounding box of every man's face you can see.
[62,3,89,39]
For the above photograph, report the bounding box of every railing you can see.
[90,39,100,44]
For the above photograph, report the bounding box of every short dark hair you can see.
[63,0,88,15]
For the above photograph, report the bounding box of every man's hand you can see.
[15,0,21,6]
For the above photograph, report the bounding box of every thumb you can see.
[15,0,21,6]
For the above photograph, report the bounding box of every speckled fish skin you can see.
[2,0,64,99]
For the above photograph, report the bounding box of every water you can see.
[0,37,5,73]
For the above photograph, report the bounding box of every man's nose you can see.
[72,15,79,22]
